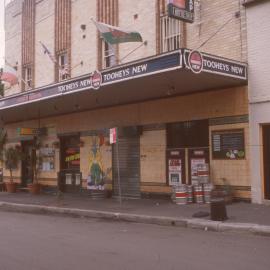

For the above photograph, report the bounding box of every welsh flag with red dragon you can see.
[92,20,143,45]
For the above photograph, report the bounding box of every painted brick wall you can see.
[209,122,250,199]
[4,86,248,185]
[4,0,22,96]
[186,0,247,62]
[71,0,97,77]
[35,0,55,88]
[118,0,156,63]
[4,0,248,95]
[246,1,270,203]
[140,130,166,184]
[246,1,270,102]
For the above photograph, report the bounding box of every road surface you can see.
[0,211,269,270]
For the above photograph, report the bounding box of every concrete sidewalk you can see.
[0,192,270,236]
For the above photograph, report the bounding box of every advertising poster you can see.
[168,159,182,185]
[191,158,205,183]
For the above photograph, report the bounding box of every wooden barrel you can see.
[203,183,214,204]
[194,184,204,204]
[187,185,194,204]
[175,184,187,205]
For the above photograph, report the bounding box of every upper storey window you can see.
[157,0,183,54]
[55,0,71,81]
[160,16,182,53]
[22,0,35,91]
[58,52,69,81]
[97,0,119,70]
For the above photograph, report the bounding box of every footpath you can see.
[0,192,270,237]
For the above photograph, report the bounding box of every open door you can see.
[21,140,35,187]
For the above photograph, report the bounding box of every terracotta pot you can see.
[6,182,17,193]
[28,183,41,195]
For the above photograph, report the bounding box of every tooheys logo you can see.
[91,70,102,90]
[188,51,203,74]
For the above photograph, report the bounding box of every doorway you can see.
[166,120,210,185]
[21,140,35,187]
[263,125,270,200]
[59,135,81,192]
[112,127,141,199]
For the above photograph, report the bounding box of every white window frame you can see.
[23,66,32,90]
[102,40,116,69]
[58,53,69,81]
[160,15,182,53]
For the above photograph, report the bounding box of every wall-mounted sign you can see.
[167,0,195,23]
[110,128,117,144]
[183,49,247,80]
[188,50,203,74]
[91,70,102,90]
[17,127,47,136]
[0,49,247,112]
[212,129,245,159]
[168,159,182,185]
[0,51,181,110]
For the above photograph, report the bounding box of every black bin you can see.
[210,198,228,221]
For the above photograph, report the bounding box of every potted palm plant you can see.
[4,145,23,193]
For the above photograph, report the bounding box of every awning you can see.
[0,48,247,123]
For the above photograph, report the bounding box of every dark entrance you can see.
[59,135,81,192]
[167,120,210,185]
[21,140,36,187]
[263,125,270,200]
[112,127,141,199]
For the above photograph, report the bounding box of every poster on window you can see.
[191,158,208,184]
[168,159,182,185]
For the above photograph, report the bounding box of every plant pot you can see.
[6,182,17,193]
[28,183,41,195]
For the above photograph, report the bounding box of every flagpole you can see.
[119,41,147,63]
[91,18,124,66]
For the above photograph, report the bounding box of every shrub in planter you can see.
[4,146,23,193]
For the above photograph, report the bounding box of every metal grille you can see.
[112,137,141,199]
[160,15,182,53]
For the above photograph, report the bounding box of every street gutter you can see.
[0,201,270,237]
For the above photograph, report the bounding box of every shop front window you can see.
[60,136,80,171]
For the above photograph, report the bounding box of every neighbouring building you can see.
[244,0,270,204]
[0,0,250,200]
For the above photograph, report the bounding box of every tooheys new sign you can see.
[184,49,247,80]
[167,0,194,23]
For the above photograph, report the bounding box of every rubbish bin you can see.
[210,198,228,221]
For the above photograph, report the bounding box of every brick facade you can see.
[3,0,250,200]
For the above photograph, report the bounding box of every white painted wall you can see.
[71,0,97,77]
[118,0,156,63]
[246,1,270,203]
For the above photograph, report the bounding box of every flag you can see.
[39,41,57,64]
[92,20,143,45]
[0,64,18,86]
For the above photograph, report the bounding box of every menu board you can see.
[212,129,245,159]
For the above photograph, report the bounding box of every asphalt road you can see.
[0,211,269,270]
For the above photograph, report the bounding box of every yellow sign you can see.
[17,127,47,136]
[65,154,80,162]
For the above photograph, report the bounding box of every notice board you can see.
[212,129,245,159]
